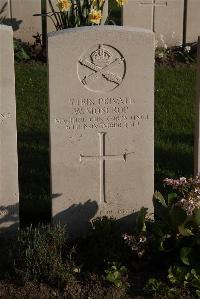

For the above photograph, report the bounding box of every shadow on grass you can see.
[161,132,194,147]
[18,131,50,226]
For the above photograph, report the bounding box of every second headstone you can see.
[0,25,19,233]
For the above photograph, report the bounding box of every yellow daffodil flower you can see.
[56,0,71,12]
[88,9,102,25]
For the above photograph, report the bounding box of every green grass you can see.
[15,63,50,225]
[15,63,196,224]
[155,67,196,189]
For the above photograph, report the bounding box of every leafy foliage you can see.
[14,39,31,62]
[105,262,128,288]
[144,278,171,297]
[168,266,200,297]
[35,0,109,32]
[13,224,74,286]
[121,176,200,297]
[2,175,200,296]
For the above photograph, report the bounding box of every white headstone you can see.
[154,0,184,47]
[48,26,154,237]
[122,0,153,31]
[0,25,19,233]
[11,0,41,43]
[123,0,184,47]
[185,0,200,44]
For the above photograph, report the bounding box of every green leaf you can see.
[180,247,192,265]
[136,207,147,234]
[75,15,80,26]
[191,278,200,290]
[115,280,122,288]
[153,191,167,207]
[167,193,178,207]
[153,192,169,222]
[120,266,127,274]
[168,265,188,285]
[158,235,170,251]
[178,224,193,237]
[168,266,178,284]
[169,206,187,230]
[196,290,200,297]
[194,209,200,226]
[106,271,121,288]
[191,269,200,282]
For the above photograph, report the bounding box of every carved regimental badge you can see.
[77,44,126,93]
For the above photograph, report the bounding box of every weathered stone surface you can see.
[122,0,184,47]
[0,25,19,233]
[11,0,41,43]
[0,0,11,23]
[46,0,57,33]
[186,0,200,44]
[154,0,184,47]
[49,26,154,237]
[122,0,153,30]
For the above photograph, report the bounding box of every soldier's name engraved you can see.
[69,97,135,107]
[72,105,129,115]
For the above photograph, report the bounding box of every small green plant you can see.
[177,46,196,64]
[123,176,200,296]
[105,262,128,288]
[168,265,200,297]
[144,277,170,297]
[14,39,31,62]
[152,176,200,250]
[155,47,170,62]
[155,40,197,66]
[13,224,75,286]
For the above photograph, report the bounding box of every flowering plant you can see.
[163,176,200,216]
[122,176,200,258]
[42,0,126,30]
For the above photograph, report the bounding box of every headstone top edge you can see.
[48,25,154,39]
[0,25,13,32]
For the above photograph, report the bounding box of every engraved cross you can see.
[80,132,126,204]
[140,0,167,32]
